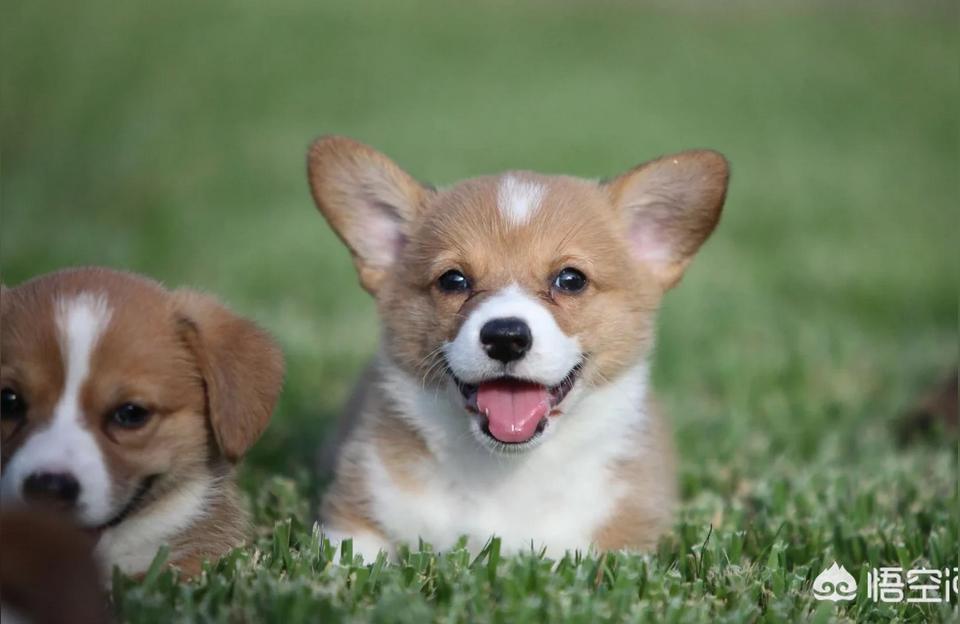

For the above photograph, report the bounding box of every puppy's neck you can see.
[94,466,246,578]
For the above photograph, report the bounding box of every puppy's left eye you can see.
[1,388,27,420]
[553,267,588,293]
[437,269,471,293]
[110,403,151,429]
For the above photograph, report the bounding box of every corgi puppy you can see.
[0,268,284,577]
[308,136,729,560]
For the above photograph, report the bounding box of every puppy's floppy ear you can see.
[307,135,434,295]
[174,291,285,462]
[604,150,729,290]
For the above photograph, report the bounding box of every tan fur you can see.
[307,136,435,294]
[318,366,427,543]
[371,411,432,492]
[375,173,664,390]
[309,137,728,552]
[320,433,388,542]
[175,290,285,462]
[166,472,249,576]
[592,398,677,550]
[604,150,729,289]
[0,267,284,576]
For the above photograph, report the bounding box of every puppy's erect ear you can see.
[604,150,729,290]
[307,136,434,295]
[174,291,285,462]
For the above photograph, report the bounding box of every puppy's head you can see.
[0,268,284,530]
[308,137,727,453]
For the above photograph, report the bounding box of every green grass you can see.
[2,1,957,621]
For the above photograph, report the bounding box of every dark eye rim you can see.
[1,387,27,420]
[436,269,472,293]
[109,402,152,429]
[553,267,589,293]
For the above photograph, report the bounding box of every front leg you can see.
[320,469,394,564]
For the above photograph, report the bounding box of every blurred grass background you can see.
[3,0,956,476]
[3,1,957,620]
[2,0,956,482]
[2,0,956,555]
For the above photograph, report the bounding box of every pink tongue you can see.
[476,380,551,443]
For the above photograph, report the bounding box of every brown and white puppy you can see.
[0,268,284,577]
[308,136,729,560]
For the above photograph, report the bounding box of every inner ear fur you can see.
[604,149,729,290]
[306,135,434,295]
[174,290,285,463]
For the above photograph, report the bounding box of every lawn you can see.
[1,1,957,622]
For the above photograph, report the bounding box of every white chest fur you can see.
[95,477,211,575]
[360,362,650,558]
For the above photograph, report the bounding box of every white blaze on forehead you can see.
[0,294,115,526]
[443,284,581,385]
[498,175,546,227]
[56,294,113,404]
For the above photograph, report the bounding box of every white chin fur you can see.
[369,360,650,556]
[442,284,581,385]
[95,476,212,575]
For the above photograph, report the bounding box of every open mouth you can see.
[453,364,581,445]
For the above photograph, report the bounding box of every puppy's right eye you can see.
[437,270,471,293]
[110,403,151,429]
[1,388,27,420]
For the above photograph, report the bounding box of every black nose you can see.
[480,317,532,363]
[22,472,81,509]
